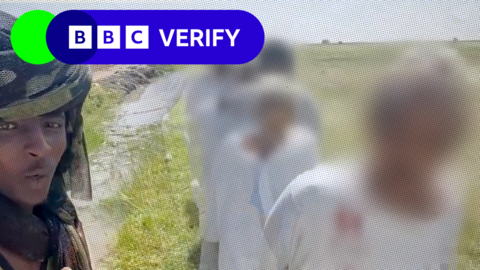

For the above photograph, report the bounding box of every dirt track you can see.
[90,65,122,82]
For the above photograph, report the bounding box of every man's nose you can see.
[24,125,51,158]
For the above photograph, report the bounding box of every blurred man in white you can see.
[202,80,320,269]
[185,64,260,270]
[184,65,232,189]
[255,40,321,139]
[264,47,471,269]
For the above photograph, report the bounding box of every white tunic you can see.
[264,162,464,270]
[259,164,274,216]
[185,72,251,235]
[205,125,319,270]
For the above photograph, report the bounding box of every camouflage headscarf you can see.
[0,10,93,270]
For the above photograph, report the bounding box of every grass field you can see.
[107,41,480,269]
[83,83,121,153]
[83,65,182,153]
[105,100,201,270]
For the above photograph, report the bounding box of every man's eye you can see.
[0,123,16,130]
[45,122,63,128]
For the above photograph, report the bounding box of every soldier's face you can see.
[0,112,67,211]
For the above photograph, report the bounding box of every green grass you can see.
[83,64,180,153]
[107,100,201,270]
[151,64,189,73]
[82,83,121,152]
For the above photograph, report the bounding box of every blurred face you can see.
[261,106,294,139]
[0,112,67,211]
[376,100,453,177]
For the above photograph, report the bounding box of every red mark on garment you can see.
[335,206,363,237]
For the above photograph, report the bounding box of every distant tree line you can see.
[319,38,463,45]
[320,39,344,45]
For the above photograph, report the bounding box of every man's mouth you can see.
[22,159,56,189]
[24,172,50,190]
[24,165,52,189]
[25,174,47,181]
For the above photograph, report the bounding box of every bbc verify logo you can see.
[69,25,240,49]
[44,10,264,65]
[69,26,150,49]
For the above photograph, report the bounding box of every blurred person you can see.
[184,65,231,211]
[184,65,231,122]
[201,80,319,269]
[0,11,93,270]
[257,40,295,77]
[196,63,260,270]
[184,65,232,185]
[264,47,472,269]
[187,64,259,270]
[256,40,321,137]
[212,63,260,142]
[185,64,256,217]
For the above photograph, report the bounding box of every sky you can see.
[2,0,479,44]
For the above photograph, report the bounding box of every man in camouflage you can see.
[0,11,93,270]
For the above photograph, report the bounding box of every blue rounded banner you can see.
[46,10,265,65]
[47,10,98,65]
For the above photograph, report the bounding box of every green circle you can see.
[11,10,55,65]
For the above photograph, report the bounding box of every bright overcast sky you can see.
[2,1,479,44]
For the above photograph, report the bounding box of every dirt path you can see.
[90,65,122,82]
[72,70,189,270]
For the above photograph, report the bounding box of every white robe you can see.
[185,74,258,237]
[184,72,259,186]
[184,72,233,184]
[205,125,319,270]
[264,162,464,270]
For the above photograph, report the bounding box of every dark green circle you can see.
[11,10,56,65]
